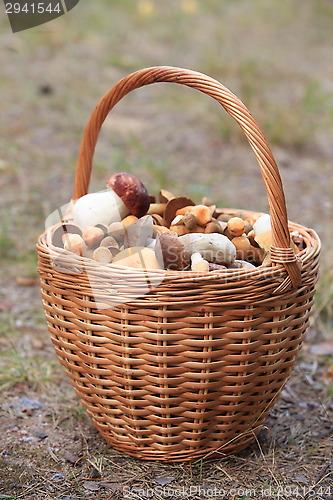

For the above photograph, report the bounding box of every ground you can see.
[0,1,332,499]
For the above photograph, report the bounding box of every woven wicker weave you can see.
[37,66,320,462]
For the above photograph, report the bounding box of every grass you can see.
[0,312,59,391]
[0,224,15,260]
[0,347,58,392]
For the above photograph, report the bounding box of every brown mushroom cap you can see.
[164,197,195,227]
[106,172,150,218]
[51,223,82,248]
[158,189,175,203]
[231,235,251,260]
[227,217,245,237]
[156,232,185,270]
[204,220,223,234]
[151,213,167,226]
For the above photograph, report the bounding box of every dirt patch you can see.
[0,280,332,499]
[0,372,332,499]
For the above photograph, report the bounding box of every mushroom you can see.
[247,245,266,266]
[209,262,227,271]
[146,238,157,249]
[183,212,197,231]
[193,226,206,233]
[72,189,130,231]
[100,235,119,249]
[231,235,251,260]
[243,222,253,234]
[205,219,223,234]
[190,252,209,273]
[179,233,236,265]
[217,213,232,223]
[151,213,167,226]
[153,224,174,237]
[156,232,184,270]
[170,211,207,235]
[63,233,86,256]
[227,217,246,237]
[99,236,120,257]
[122,215,138,228]
[50,223,82,249]
[291,231,304,253]
[254,231,272,253]
[164,197,195,227]
[253,213,271,236]
[176,205,212,226]
[191,205,213,226]
[106,172,150,218]
[253,214,296,261]
[218,220,228,233]
[94,223,108,235]
[113,246,162,270]
[108,221,126,247]
[158,189,175,203]
[82,226,105,248]
[124,215,154,248]
[228,260,257,270]
[252,216,273,264]
[246,229,258,247]
[147,203,166,216]
[201,196,213,207]
[169,224,191,236]
[170,214,185,226]
[92,246,113,264]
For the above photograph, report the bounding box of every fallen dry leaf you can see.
[16,276,40,286]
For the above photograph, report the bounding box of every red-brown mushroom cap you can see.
[106,173,150,218]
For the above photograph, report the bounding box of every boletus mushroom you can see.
[106,172,150,218]
[156,231,185,270]
[179,233,236,265]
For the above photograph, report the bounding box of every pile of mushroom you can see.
[49,172,304,272]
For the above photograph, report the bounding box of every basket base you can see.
[92,417,262,462]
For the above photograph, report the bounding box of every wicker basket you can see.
[37,66,320,462]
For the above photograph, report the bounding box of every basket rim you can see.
[37,212,321,286]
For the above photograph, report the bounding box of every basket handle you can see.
[73,66,301,291]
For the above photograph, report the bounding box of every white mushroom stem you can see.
[191,252,210,272]
[63,233,86,256]
[73,190,130,231]
[228,260,257,270]
[82,226,105,248]
[92,246,113,264]
[179,233,236,265]
[170,214,185,226]
[253,214,271,236]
